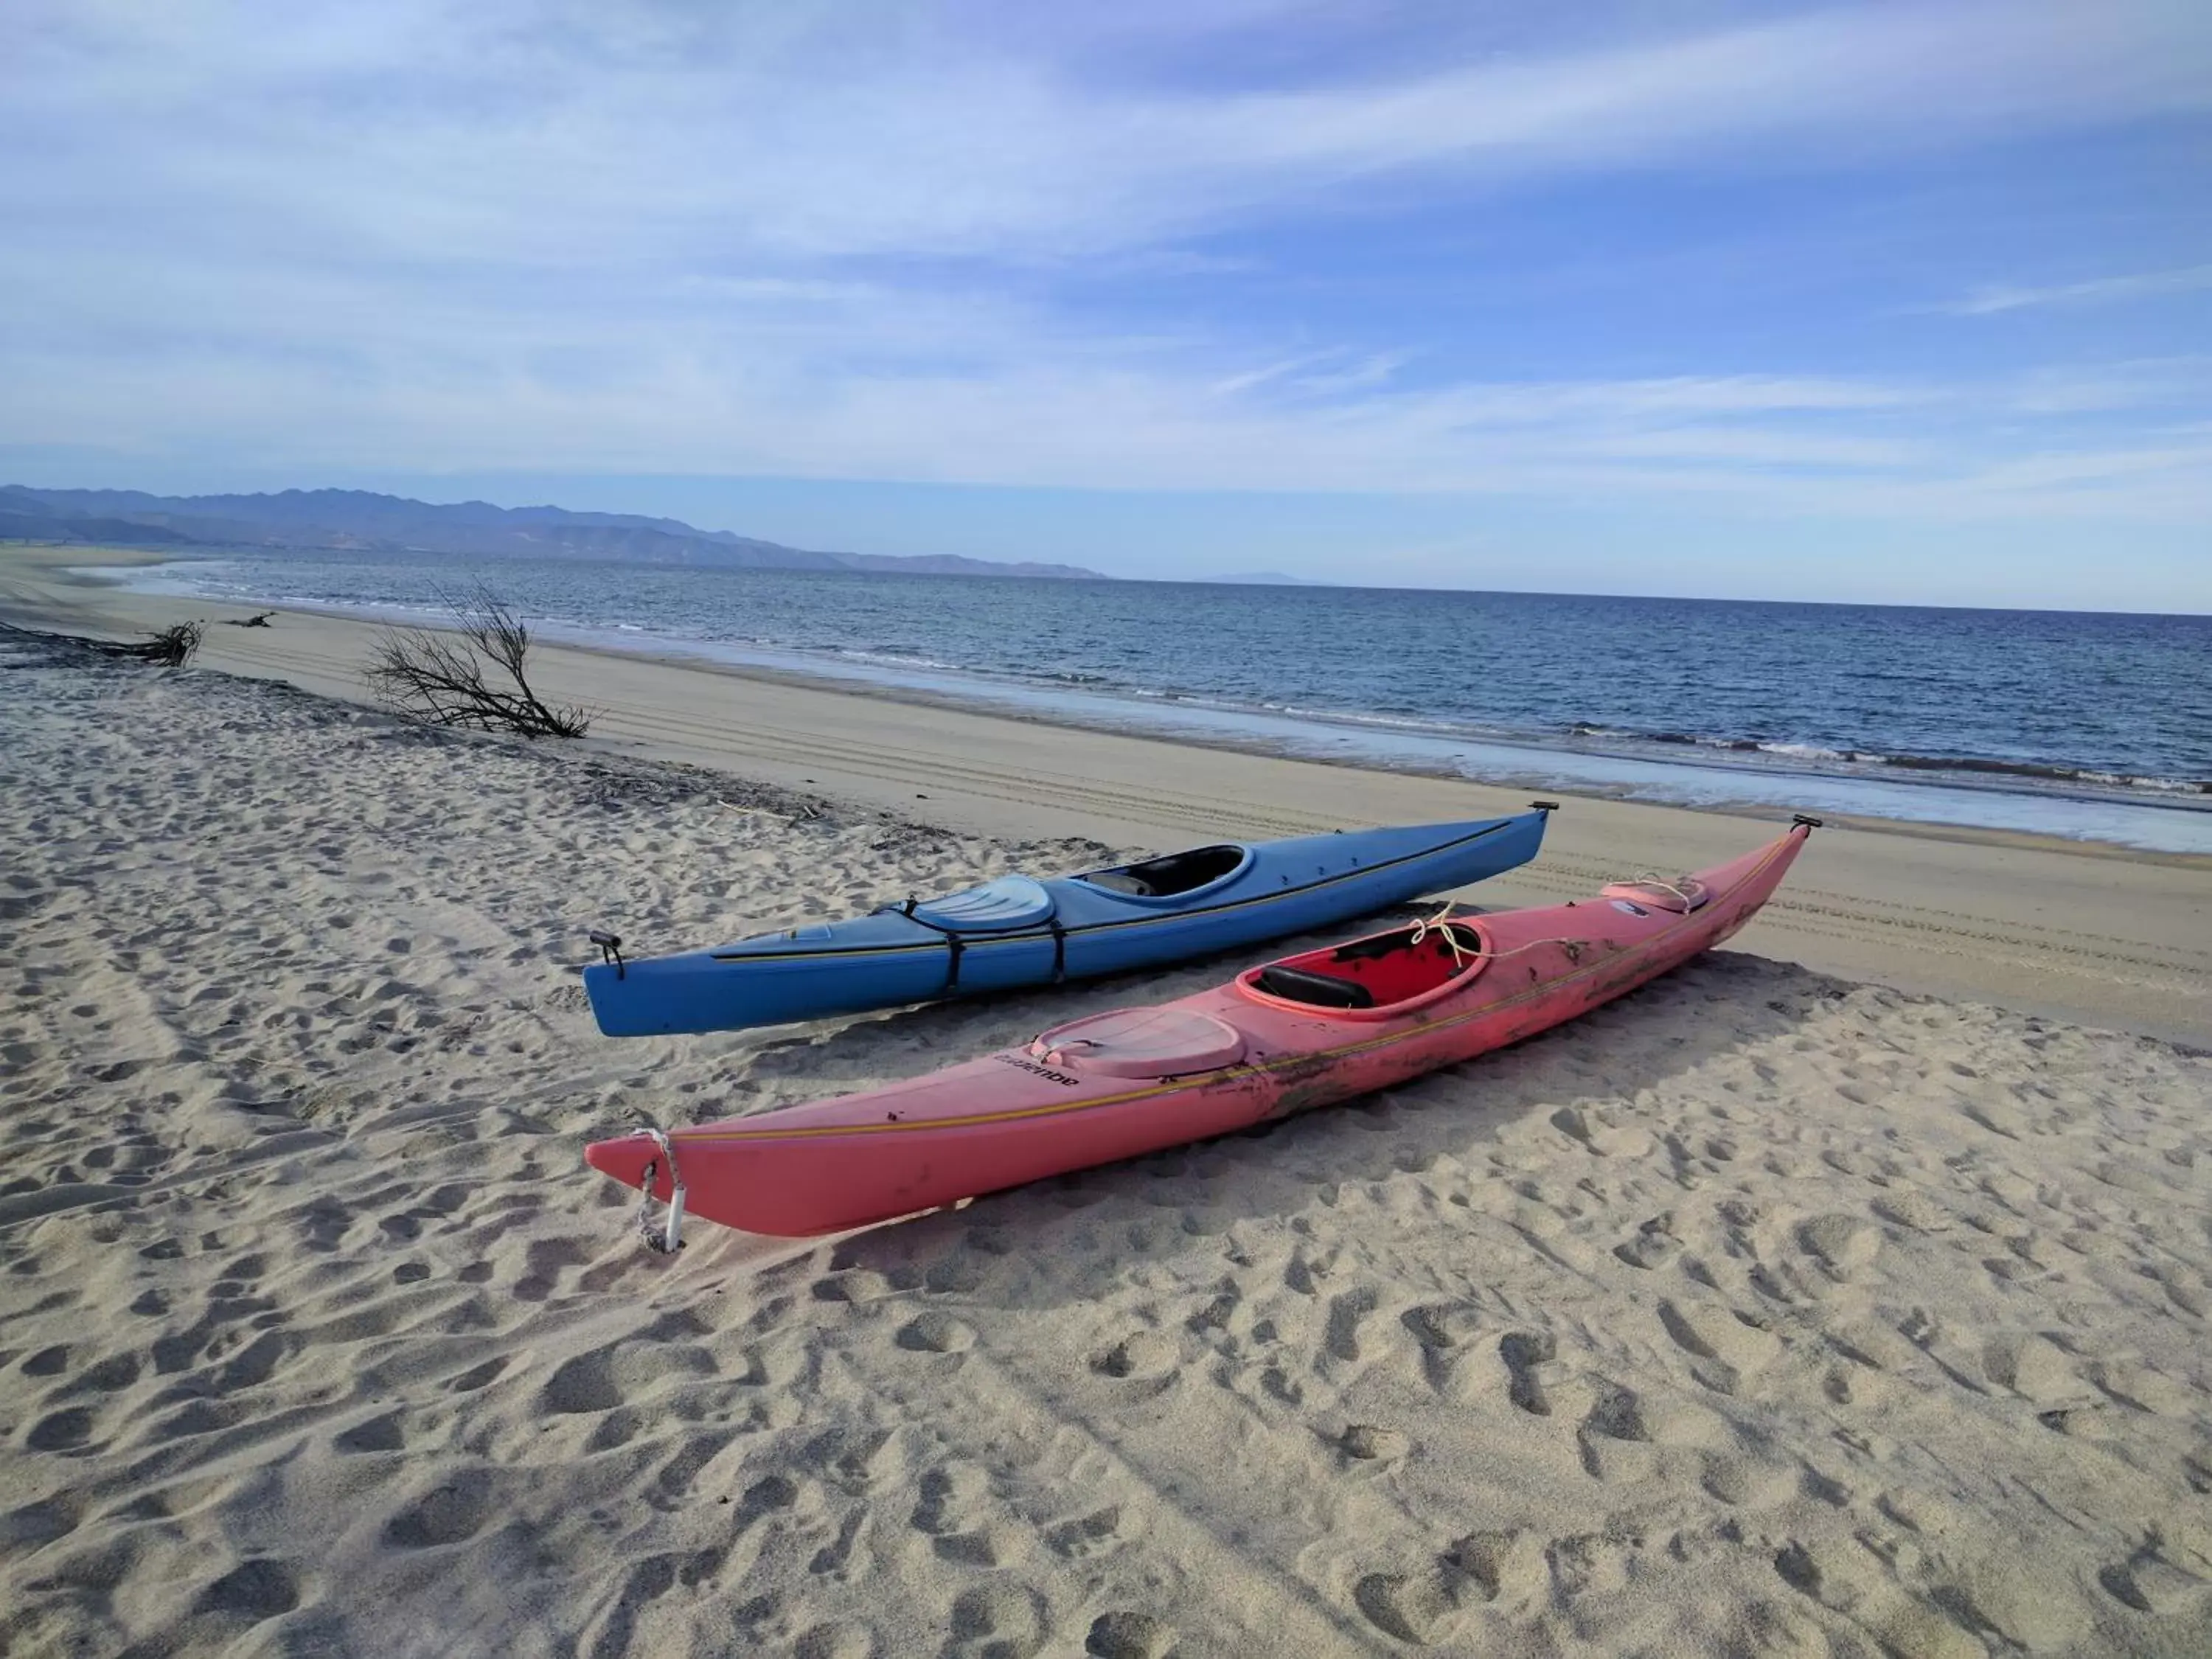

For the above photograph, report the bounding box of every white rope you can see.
[1405,900,1481,969]
[1392,858,1706,976]
[633,1126,686,1255]
[1032,1035,1100,1064]
[1621,870,1706,912]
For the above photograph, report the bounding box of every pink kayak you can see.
[587,819,1816,1242]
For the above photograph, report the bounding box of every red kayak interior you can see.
[1235,919,1489,1017]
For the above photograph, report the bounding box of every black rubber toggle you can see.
[1531,800,1560,812]
[589,930,626,978]
[1792,814,1825,830]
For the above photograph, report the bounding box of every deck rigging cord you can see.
[629,1124,686,1253]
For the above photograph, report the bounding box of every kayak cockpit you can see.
[1237,919,1489,1018]
[1077,843,1251,900]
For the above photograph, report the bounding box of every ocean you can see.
[107,550,2212,853]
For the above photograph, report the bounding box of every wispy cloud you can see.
[1,0,2208,552]
[8,0,2208,265]
[10,269,2205,524]
[1945,264,2212,316]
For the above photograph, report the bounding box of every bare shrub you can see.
[366,585,591,739]
[110,620,204,666]
[3,618,204,666]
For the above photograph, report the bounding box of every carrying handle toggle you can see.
[590,931,626,978]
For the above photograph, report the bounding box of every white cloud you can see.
[7,0,2209,266]
[10,278,2206,524]
[1,0,2208,535]
[2003,358,2212,413]
[1946,264,2212,316]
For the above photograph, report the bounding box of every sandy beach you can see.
[5,551,2208,1044]
[3,552,2210,1656]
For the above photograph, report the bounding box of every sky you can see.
[4,1,2209,608]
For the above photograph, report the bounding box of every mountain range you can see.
[0,485,1105,580]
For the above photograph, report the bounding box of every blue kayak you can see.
[582,806,1552,1037]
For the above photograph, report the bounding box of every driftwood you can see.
[364,585,591,739]
[220,611,274,628]
[1,618,204,667]
[102,621,204,666]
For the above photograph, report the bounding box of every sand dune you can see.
[2,626,2210,1656]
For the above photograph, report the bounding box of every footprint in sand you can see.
[1871,1192,1954,1233]
[194,1557,302,1623]
[448,1356,512,1394]
[1797,1214,1881,1281]
[1046,1504,1130,1560]
[815,1266,900,1305]
[1354,1568,1466,1646]
[1498,1330,1559,1416]
[1615,1214,1682,1270]
[806,1508,871,1579]
[1355,1526,1551,1643]
[1324,1288,1376,1363]
[1341,1424,1410,1462]
[1086,1610,1176,1658]
[2101,1550,2212,1618]
[897,1312,975,1353]
[803,1425,898,1495]
[911,1464,991,1538]
[794,1624,875,1659]
[383,1472,493,1548]
[1575,1385,1658,1482]
[1658,1298,1781,1395]
[214,1331,295,1392]
[1401,1304,1481,1352]
[1981,1333,2088,1407]
[913,1463,1019,1568]
[25,1407,97,1453]
[61,1352,140,1396]
[732,1472,814,1530]
[335,1413,408,1454]
[1093,1331,1178,1381]
[1450,1528,1546,1613]
[512,1237,592,1302]
[942,1582,1049,1659]
[1550,1533,1643,1604]
[1,1493,83,1555]
[539,1340,712,1416]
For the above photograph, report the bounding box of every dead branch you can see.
[4,618,204,666]
[364,585,592,739]
[100,620,204,666]
[220,611,274,628]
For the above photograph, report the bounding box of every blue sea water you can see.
[106,550,2212,852]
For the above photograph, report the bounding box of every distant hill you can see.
[0,485,1105,580]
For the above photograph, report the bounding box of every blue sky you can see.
[4,1,2208,608]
